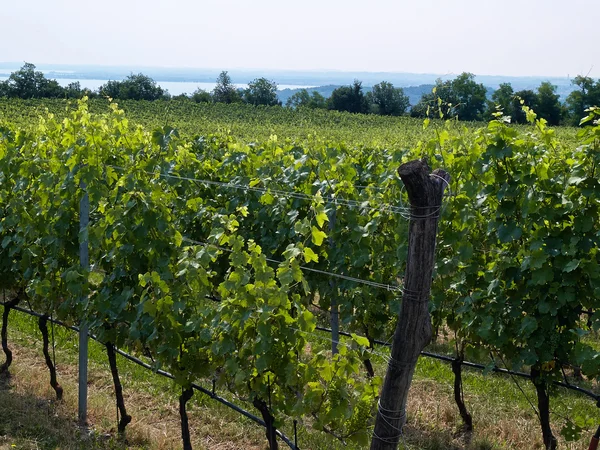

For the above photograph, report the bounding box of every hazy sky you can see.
[1,0,598,78]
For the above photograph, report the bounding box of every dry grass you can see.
[0,343,266,450]
[1,314,598,449]
[404,378,539,450]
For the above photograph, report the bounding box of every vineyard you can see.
[0,98,600,450]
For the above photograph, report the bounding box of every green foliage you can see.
[2,96,600,447]
[366,81,409,116]
[535,81,563,125]
[0,97,444,152]
[412,72,487,121]
[485,83,518,121]
[212,71,242,104]
[98,73,167,101]
[244,78,280,106]
[285,89,327,109]
[0,62,65,99]
[191,88,212,103]
[327,80,367,114]
[64,81,86,99]
[0,98,384,441]
[565,75,600,126]
[512,89,538,124]
[434,106,600,385]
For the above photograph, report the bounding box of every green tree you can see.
[536,81,562,125]
[5,62,42,98]
[98,73,166,101]
[328,80,367,114]
[244,78,280,106]
[411,78,456,118]
[368,81,410,116]
[212,71,241,104]
[411,73,486,121]
[64,81,84,99]
[512,89,538,124]
[285,89,327,109]
[98,80,121,99]
[191,88,212,103]
[120,73,167,100]
[172,93,191,101]
[565,76,600,125]
[450,73,487,121]
[3,62,66,99]
[486,83,516,120]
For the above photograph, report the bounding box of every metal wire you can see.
[108,165,413,215]
[182,236,403,292]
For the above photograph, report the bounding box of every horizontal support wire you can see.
[1,303,299,450]
[201,296,600,403]
[107,165,412,215]
[313,326,600,403]
[182,237,403,292]
[3,302,599,448]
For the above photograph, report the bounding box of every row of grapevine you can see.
[0,99,387,448]
[1,98,599,449]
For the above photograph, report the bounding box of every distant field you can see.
[0,98,581,154]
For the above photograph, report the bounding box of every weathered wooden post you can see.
[370,159,449,450]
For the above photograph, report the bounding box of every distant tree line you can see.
[0,63,86,99]
[1,63,599,125]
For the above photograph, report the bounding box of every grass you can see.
[0,309,267,450]
[1,306,599,449]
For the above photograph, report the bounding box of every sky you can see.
[1,0,598,78]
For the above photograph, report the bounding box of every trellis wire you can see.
[2,302,599,449]
[1,303,300,450]
[108,165,422,216]
[182,236,403,292]
[313,325,600,403]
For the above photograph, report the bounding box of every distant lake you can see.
[0,76,314,96]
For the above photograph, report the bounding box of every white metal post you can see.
[78,188,89,425]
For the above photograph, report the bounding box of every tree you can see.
[512,89,538,124]
[565,76,600,125]
[411,73,486,121]
[120,73,166,101]
[286,89,310,108]
[98,73,166,101]
[368,81,410,116]
[244,78,280,106]
[40,79,64,98]
[64,81,84,99]
[3,62,66,99]
[5,62,41,98]
[191,88,212,103]
[98,80,122,99]
[212,71,241,104]
[411,79,456,119]
[286,89,327,109]
[486,83,516,120]
[450,73,487,121]
[328,80,367,114]
[536,82,562,125]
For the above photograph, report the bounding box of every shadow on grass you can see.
[0,371,148,450]
[402,424,498,450]
[0,370,12,390]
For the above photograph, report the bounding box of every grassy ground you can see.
[0,306,599,449]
